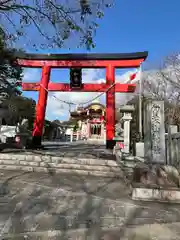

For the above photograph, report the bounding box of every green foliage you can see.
[0,0,113,50]
[2,95,36,129]
[0,31,23,101]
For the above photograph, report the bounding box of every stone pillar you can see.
[101,122,104,139]
[56,127,59,139]
[122,113,132,154]
[104,128,106,144]
[70,132,73,142]
[76,130,80,141]
[87,121,91,138]
[144,100,165,164]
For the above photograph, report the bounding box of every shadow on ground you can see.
[0,170,180,239]
[1,142,116,161]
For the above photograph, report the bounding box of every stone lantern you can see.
[119,105,135,154]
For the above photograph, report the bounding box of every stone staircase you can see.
[0,152,122,177]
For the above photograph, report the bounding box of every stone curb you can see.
[0,153,117,166]
[132,187,180,203]
[38,162,121,172]
[0,165,121,177]
[0,160,121,172]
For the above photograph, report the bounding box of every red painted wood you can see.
[17,58,144,68]
[22,83,40,91]
[18,53,148,146]
[22,82,136,92]
[32,66,51,137]
[106,65,115,142]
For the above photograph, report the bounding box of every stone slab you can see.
[132,187,180,203]
[40,168,121,177]
[39,162,121,172]
[0,153,117,166]
[144,100,165,164]
[135,142,144,157]
[170,125,178,134]
[0,165,121,177]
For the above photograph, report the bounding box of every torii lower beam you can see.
[16,52,148,149]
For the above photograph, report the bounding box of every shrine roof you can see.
[85,103,105,109]
[14,51,148,61]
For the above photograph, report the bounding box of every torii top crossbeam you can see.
[15,51,148,149]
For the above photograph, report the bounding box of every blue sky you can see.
[22,0,180,121]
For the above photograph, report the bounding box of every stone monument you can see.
[143,100,165,164]
[116,100,180,203]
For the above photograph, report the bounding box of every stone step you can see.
[0,153,117,166]
[37,162,121,172]
[0,159,121,173]
[0,152,121,177]
[0,165,122,177]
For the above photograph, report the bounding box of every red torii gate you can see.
[16,52,148,149]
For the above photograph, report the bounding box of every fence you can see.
[165,132,180,167]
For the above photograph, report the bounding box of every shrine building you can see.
[70,100,119,141]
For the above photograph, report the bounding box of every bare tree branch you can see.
[142,53,180,127]
[0,0,113,49]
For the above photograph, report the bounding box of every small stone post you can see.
[122,113,132,154]
[76,131,79,141]
[70,132,73,142]
[119,105,135,154]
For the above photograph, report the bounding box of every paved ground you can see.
[0,170,180,239]
[2,141,115,161]
[0,170,129,239]
[0,142,180,239]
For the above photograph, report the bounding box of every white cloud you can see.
[82,69,102,83]
[22,68,41,82]
[46,69,137,119]
[22,68,139,120]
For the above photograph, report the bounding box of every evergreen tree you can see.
[0,31,22,104]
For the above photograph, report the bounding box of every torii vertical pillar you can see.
[106,65,115,149]
[16,52,148,149]
[32,66,51,146]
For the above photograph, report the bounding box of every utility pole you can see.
[138,65,143,141]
